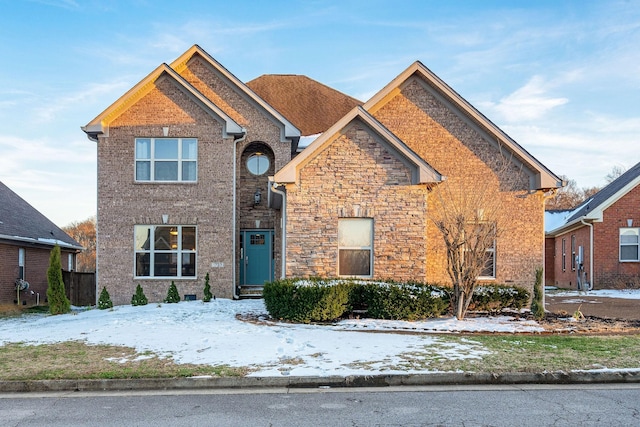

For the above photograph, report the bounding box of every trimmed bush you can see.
[469,284,530,313]
[98,287,113,310]
[203,273,213,302]
[531,268,545,320]
[263,278,530,322]
[357,281,450,320]
[263,278,351,323]
[264,278,449,322]
[164,281,180,303]
[131,284,148,306]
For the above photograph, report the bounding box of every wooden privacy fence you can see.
[62,271,96,306]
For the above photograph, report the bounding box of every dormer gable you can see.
[274,106,442,186]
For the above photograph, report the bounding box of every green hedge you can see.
[356,281,450,320]
[262,278,352,323]
[468,284,530,313]
[263,278,530,323]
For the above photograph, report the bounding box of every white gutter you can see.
[270,182,287,279]
[232,130,247,299]
[0,234,83,251]
[580,218,595,288]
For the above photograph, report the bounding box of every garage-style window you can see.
[620,228,639,262]
[135,138,197,182]
[338,218,373,277]
[135,225,196,277]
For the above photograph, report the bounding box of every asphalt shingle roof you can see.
[565,160,640,223]
[0,181,81,249]
[247,74,362,136]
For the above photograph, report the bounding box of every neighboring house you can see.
[546,161,640,289]
[0,181,82,305]
[83,44,562,305]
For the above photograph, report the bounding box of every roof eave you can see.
[364,61,562,191]
[171,45,301,142]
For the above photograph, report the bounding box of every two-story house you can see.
[84,45,562,305]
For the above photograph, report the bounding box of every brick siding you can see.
[96,59,290,304]
[0,243,75,305]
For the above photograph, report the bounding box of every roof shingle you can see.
[247,74,362,136]
[0,181,81,249]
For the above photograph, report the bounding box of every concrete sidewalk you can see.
[2,371,640,393]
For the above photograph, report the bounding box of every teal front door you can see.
[240,230,274,285]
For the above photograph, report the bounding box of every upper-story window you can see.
[246,153,270,176]
[135,138,197,182]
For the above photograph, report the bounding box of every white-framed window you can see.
[463,223,496,280]
[479,238,496,279]
[135,138,197,182]
[18,248,25,279]
[620,228,639,262]
[68,253,74,271]
[561,238,566,272]
[571,235,576,271]
[338,218,373,277]
[246,153,270,176]
[134,225,197,277]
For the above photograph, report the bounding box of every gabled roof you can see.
[82,62,244,141]
[274,106,442,185]
[0,181,82,250]
[363,61,563,191]
[170,45,300,142]
[247,74,362,136]
[547,161,640,235]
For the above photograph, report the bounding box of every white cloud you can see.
[33,80,130,123]
[482,76,569,123]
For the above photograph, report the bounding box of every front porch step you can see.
[239,285,264,299]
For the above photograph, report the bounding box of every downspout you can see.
[270,181,287,279]
[232,130,247,299]
[542,189,558,311]
[580,218,594,289]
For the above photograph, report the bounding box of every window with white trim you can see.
[561,238,566,272]
[134,225,196,277]
[571,235,576,271]
[479,238,496,279]
[338,218,373,277]
[620,228,639,262]
[462,223,496,280]
[18,248,25,279]
[135,138,197,182]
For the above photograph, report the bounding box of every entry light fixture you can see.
[254,189,262,205]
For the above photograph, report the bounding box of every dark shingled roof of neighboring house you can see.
[247,74,362,136]
[0,181,82,249]
[565,161,640,224]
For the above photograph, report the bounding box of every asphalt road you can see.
[2,384,640,427]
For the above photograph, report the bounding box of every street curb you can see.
[2,371,640,393]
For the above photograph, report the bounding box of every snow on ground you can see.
[548,289,640,300]
[0,299,543,377]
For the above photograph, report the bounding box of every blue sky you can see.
[1,0,639,226]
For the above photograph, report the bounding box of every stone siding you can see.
[285,121,428,280]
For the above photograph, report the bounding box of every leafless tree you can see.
[605,165,626,184]
[63,216,96,272]
[429,156,518,320]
